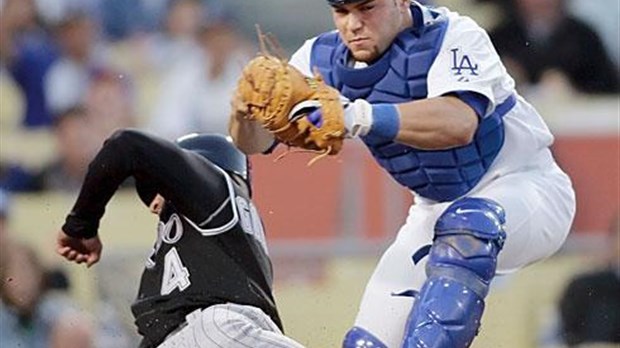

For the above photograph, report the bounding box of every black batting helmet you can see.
[176,133,250,184]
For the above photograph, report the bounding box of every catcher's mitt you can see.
[235,30,345,161]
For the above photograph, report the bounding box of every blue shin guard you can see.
[402,198,506,348]
[343,326,388,348]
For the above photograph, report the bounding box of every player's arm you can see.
[64,129,229,233]
[391,22,499,149]
[306,89,481,150]
[393,96,479,149]
[395,21,504,149]
[229,90,276,154]
[58,129,229,265]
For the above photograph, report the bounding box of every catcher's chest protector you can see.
[310,5,513,202]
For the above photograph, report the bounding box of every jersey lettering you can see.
[146,214,184,268]
[161,247,191,295]
[236,196,269,254]
[162,214,183,244]
[450,48,479,79]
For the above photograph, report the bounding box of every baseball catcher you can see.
[230,0,577,347]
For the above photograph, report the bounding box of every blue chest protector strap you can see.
[402,197,506,348]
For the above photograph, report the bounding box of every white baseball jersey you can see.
[290,5,575,347]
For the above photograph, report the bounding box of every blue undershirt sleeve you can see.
[447,91,490,119]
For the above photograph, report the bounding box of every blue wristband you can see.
[368,104,400,140]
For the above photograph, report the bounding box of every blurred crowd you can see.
[0,0,618,347]
[0,0,254,192]
[478,0,619,95]
[0,188,133,347]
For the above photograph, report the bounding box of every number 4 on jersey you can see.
[161,247,191,295]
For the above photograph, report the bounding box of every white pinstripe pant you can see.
[157,303,306,348]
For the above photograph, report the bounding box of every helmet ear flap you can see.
[175,133,250,187]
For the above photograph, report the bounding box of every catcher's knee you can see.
[430,197,506,286]
[401,198,507,348]
[343,327,387,348]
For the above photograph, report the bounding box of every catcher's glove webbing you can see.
[235,28,345,164]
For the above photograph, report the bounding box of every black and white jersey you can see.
[132,169,279,347]
[61,130,280,348]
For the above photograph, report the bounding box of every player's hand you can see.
[306,99,373,138]
[230,89,250,121]
[56,230,102,268]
